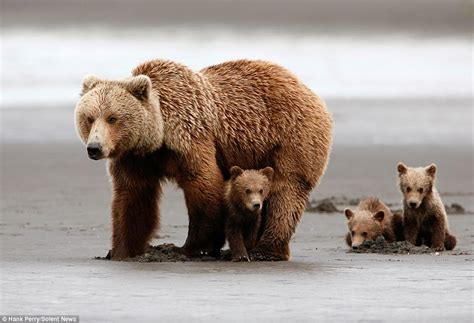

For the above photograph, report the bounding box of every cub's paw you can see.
[433,245,445,252]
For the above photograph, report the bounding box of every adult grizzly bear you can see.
[75,59,332,260]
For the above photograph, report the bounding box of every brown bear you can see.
[397,163,456,251]
[224,166,273,262]
[75,59,332,260]
[344,197,402,249]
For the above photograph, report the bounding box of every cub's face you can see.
[229,166,274,213]
[344,209,385,248]
[397,163,436,209]
[75,75,153,160]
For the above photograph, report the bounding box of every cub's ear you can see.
[373,210,385,222]
[425,163,437,177]
[124,75,152,101]
[397,162,408,175]
[344,208,354,220]
[260,167,274,181]
[81,75,101,95]
[230,166,244,180]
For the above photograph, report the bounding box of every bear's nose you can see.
[253,203,261,210]
[352,245,359,250]
[87,142,103,160]
[409,202,417,208]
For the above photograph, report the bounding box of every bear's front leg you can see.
[245,216,262,254]
[226,226,250,262]
[345,232,352,247]
[178,148,226,257]
[403,216,419,246]
[109,159,161,260]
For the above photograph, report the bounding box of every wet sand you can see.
[1,142,473,321]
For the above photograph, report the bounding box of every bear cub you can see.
[224,166,274,261]
[344,197,403,249]
[397,163,456,251]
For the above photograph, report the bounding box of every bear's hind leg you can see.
[444,231,457,250]
[251,179,310,261]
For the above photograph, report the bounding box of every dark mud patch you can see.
[445,203,467,214]
[349,236,471,255]
[95,244,232,262]
[306,196,470,215]
[306,199,339,213]
[306,196,358,213]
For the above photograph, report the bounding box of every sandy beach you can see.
[1,141,472,321]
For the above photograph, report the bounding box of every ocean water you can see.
[1,27,472,145]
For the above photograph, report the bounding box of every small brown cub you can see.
[344,197,402,249]
[397,162,456,251]
[225,166,274,261]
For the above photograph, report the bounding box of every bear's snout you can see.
[253,203,261,210]
[409,201,418,209]
[87,142,103,160]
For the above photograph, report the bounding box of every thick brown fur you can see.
[344,197,400,249]
[391,212,405,242]
[397,163,457,251]
[75,59,332,260]
[224,166,274,262]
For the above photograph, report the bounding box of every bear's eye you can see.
[406,187,412,193]
[418,188,423,194]
[87,116,94,124]
[259,189,263,194]
[362,232,368,237]
[245,188,251,194]
[107,116,117,124]
[351,230,355,236]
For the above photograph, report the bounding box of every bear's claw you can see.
[232,254,250,262]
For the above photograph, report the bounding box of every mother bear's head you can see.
[75,75,164,160]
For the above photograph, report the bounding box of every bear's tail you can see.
[392,213,405,242]
[444,232,457,250]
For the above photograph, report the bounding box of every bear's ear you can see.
[373,210,385,222]
[124,75,152,101]
[260,167,274,181]
[230,166,244,180]
[397,162,408,175]
[425,163,437,177]
[81,75,101,95]
[344,208,354,220]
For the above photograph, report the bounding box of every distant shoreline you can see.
[2,96,472,146]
